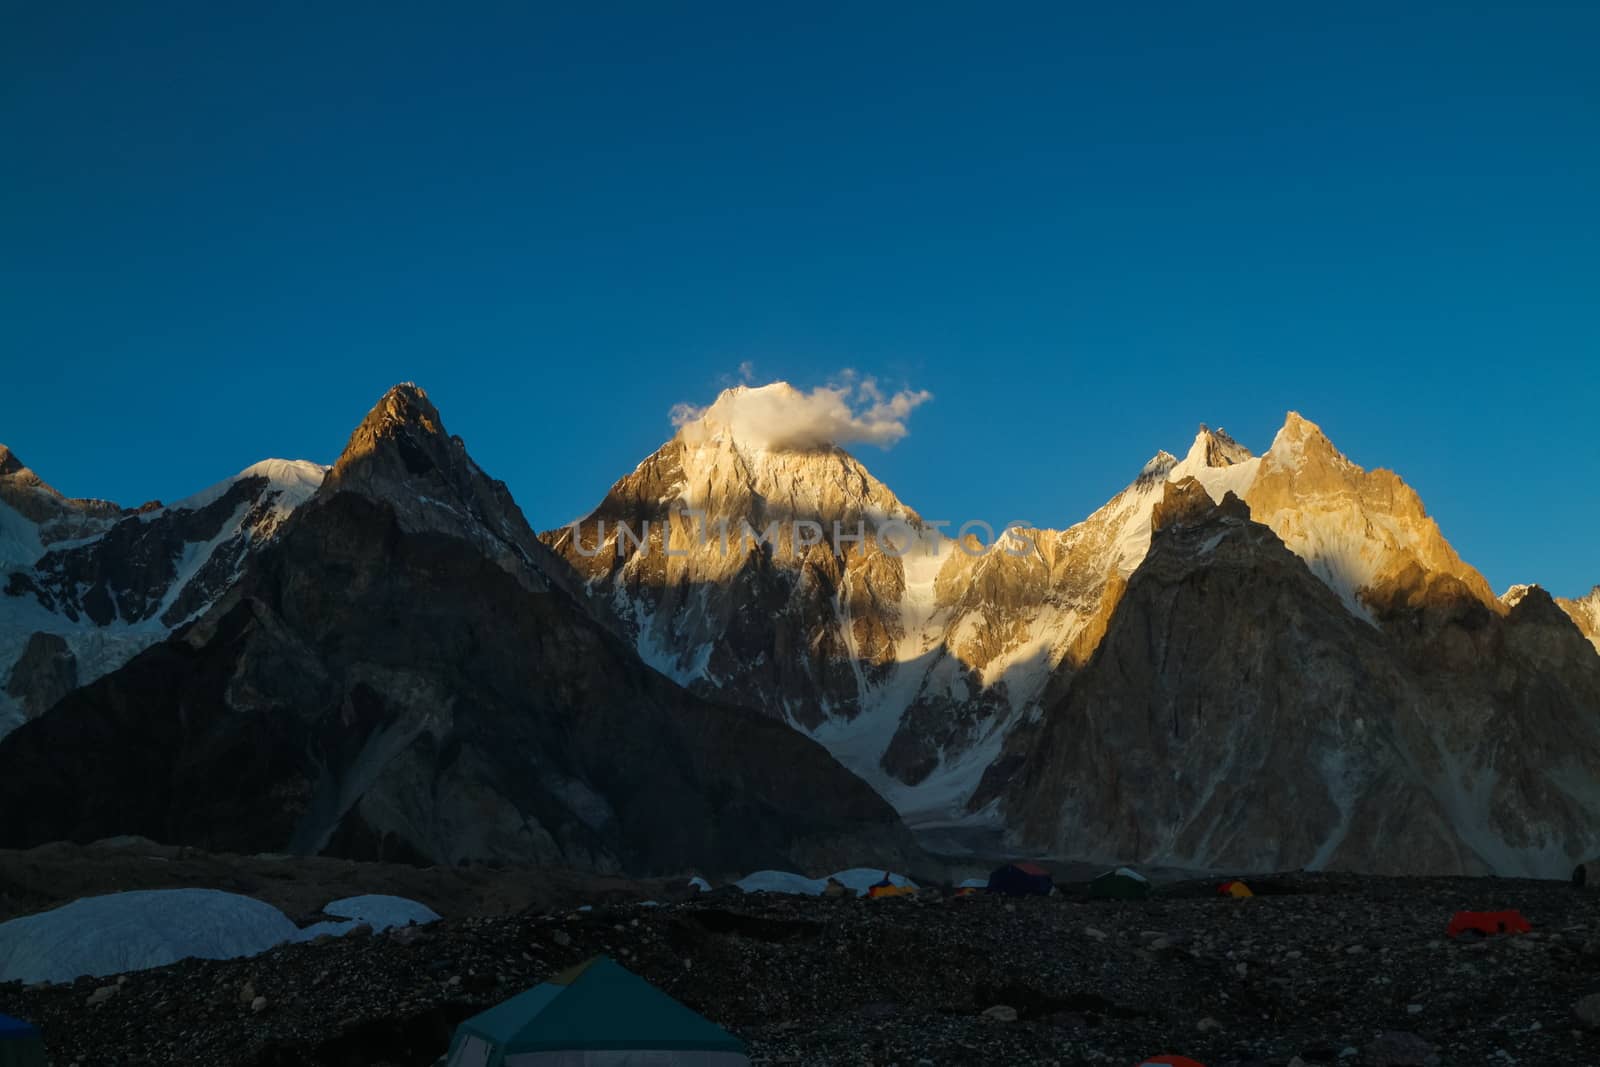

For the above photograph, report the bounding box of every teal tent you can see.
[0,1014,45,1067]
[1089,866,1152,900]
[444,955,749,1067]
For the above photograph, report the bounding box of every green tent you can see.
[0,1014,45,1067]
[444,955,749,1067]
[1089,866,1152,900]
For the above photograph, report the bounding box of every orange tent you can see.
[1217,880,1253,898]
[867,883,917,899]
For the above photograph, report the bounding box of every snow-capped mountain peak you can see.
[1263,409,1333,469]
[1,451,328,734]
[1184,424,1255,468]
[1138,451,1180,480]
[170,459,326,516]
[672,378,930,455]
[676,382,792,450]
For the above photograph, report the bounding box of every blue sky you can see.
[3,3,1596,596]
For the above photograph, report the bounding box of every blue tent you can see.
[0,1014,45,1067]
[445,955,748,1066]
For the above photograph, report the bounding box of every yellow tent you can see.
[867,883,917,899]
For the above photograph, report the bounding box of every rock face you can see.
[1558,586,1600,654]
[317,386,569,595]
[1243,412,1496,619]
[0,444,123,551]
[549,398,1600,869]
[544,388,1267,821]
[544,384,965,817]
[0,449,324,732]
[3,632,76,720]
[0,386,917,877]
[1004,481,1600,876]
[545,384,929,726]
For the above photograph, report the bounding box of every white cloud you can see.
[671,375,932,451]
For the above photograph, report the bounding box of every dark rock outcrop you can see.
[1004,484,1600,876]
[4,631,77,719]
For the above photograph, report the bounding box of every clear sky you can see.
[3,3,1596,596]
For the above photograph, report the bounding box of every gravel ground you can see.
[3,871,1598,1066]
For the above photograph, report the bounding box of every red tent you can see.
[1136,1057,1207,1067]
[987,861,1053,896]
[1447,909,1531,937]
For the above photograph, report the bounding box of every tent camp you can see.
[0,1014,45,1067]
[987,862,1052,896]
[444,955,749,1066]
[733,868,916,898]
[1089,867,1151,900]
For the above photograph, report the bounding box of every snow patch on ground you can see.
[733,871,828,895]
[0,889,438,984]
[296,895,441,938]
[0,889,301,984]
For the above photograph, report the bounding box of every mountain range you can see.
[2,382,1597,877]
[0,387,915,876]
